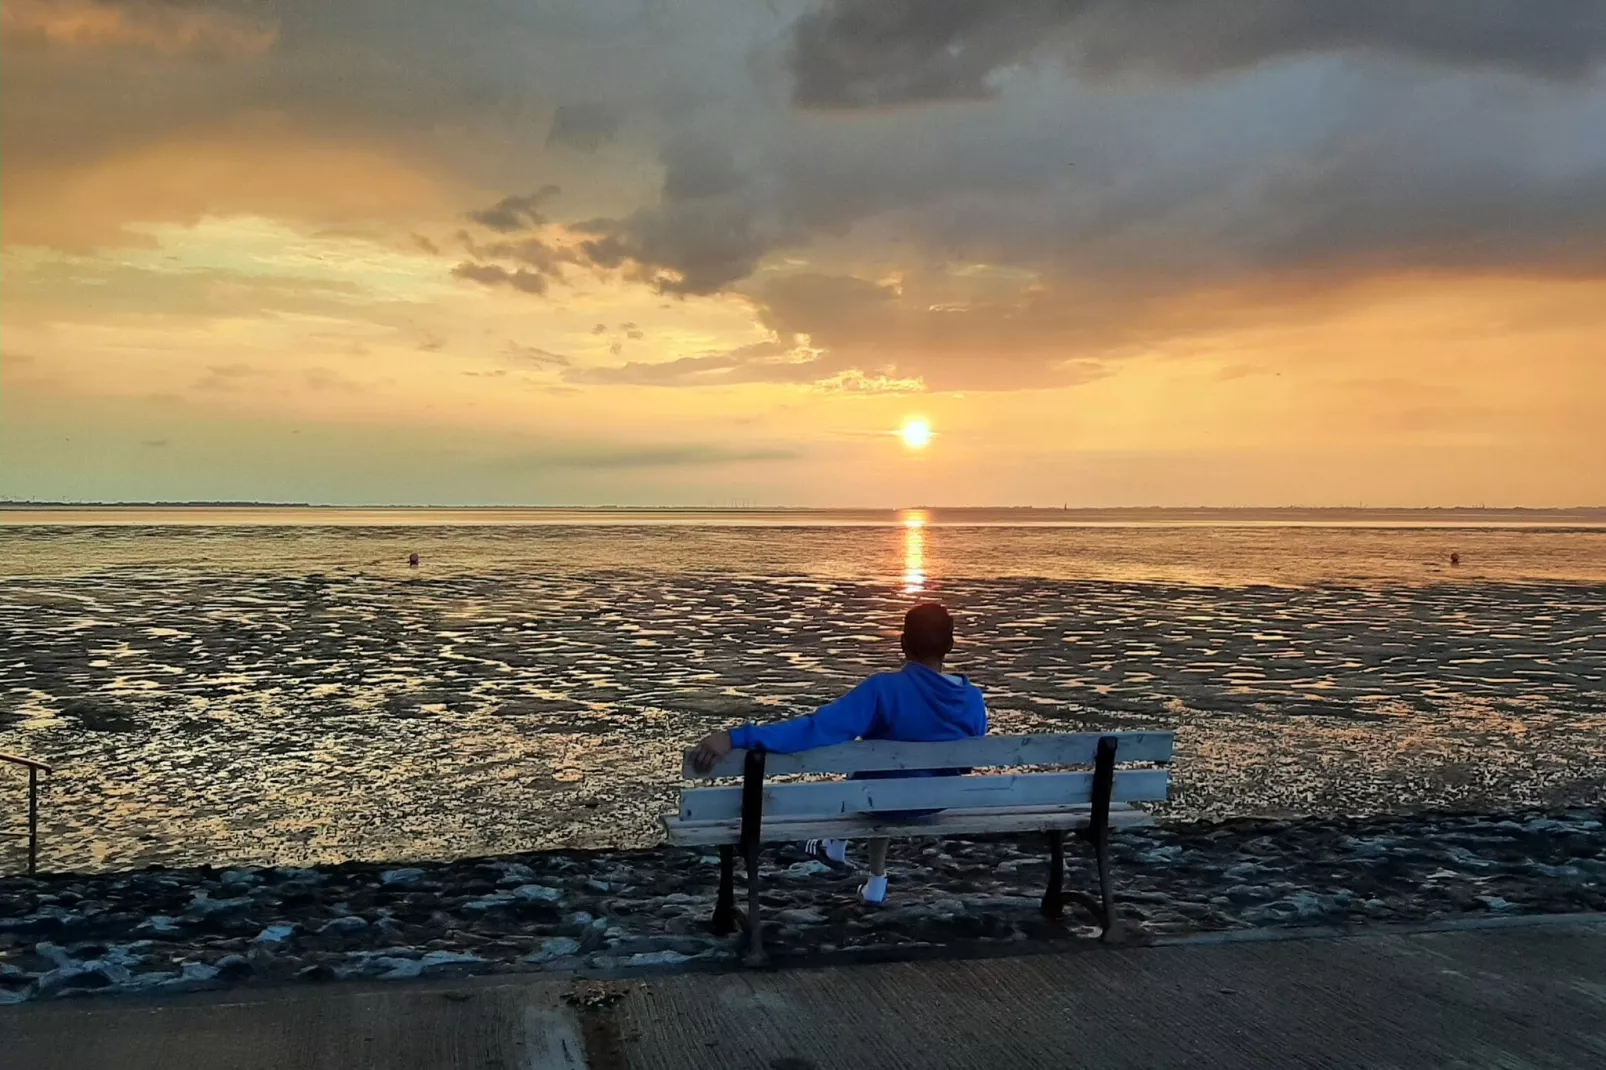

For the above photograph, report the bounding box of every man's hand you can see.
[691,730,734,775]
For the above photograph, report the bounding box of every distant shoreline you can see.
[5,503,1604,517]
[2,503,1605,532]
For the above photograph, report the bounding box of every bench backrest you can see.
[676,731,1173,824]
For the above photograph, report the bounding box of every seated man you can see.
[691,602,987,904]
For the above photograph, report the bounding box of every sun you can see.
[899,418,932,450]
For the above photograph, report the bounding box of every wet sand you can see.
[2,559,1602,871]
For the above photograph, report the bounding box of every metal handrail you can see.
[1,752,51,876]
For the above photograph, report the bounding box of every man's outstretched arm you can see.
[691,681,880,773]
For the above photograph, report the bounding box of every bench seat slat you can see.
[678,769,1168,822]
[663,803,1151,846]
[681,731,1174,779]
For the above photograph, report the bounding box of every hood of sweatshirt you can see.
[896,661,985,736]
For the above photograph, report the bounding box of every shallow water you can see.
[1,515,1603,872]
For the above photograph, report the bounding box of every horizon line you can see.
[4,501,1605,513]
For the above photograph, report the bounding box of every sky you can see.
[2,0,1604,507]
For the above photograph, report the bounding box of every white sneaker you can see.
[803,838,848,865]
[858,875,888,905]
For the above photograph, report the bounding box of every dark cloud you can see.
[565,134,809,295]
[473,236,582,276]
[546,103,620,152]
[453,198,594,295]
[451,262,549,295]
[467,186,560,232]
[573,208,783,295]
[789,0,1606,109]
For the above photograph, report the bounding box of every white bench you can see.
[664,731,1174,962]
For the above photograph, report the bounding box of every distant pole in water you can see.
[408,552,420,568]
[1449,552,1460,567]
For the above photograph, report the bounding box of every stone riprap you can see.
[2,809,1601,1004]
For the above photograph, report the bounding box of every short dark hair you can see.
[901,602,954,661]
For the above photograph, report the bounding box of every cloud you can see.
[483,442,799,471]
[565,339,825,387]
[303,367,363,393]
[568,135,807,295]
[467,187,560,232]
[787,0,1606,109]
[192,362,266,391]
[742,271,1126,391]
[546,103,620,153]
[8,0,1606,409]
[504,342,570,369]
[450,192,606,294]
[562,323,948,393]
[2,131,453,250]
[529,28,1606,393]
[1,0,277,56]
[451,262,549,295]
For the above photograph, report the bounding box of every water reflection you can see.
[902,512,927,594]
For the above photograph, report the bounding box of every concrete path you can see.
[6,919,1605,1069]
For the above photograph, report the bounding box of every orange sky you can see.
[3,1,1604,506]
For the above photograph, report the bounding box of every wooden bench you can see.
[664,731,1174,962]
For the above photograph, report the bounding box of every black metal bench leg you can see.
[739,749,768,966]
[1093,827,1122,943]
[1042,828,1065,918]
[1089,735,1125,943]
[743,836,764,965]
[711,844,736,935]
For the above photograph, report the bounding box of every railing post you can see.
[28,765,39,877]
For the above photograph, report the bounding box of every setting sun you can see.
[900,418,932,450]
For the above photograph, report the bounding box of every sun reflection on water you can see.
[902,511,927,594]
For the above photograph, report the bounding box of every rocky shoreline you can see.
[3,808,1602,1004]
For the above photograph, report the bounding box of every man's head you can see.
[901,602,954,665]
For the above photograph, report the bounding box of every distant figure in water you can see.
[1450,552,1461,567]
[408,552,420,568]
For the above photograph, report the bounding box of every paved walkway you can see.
[7,919,1605,1069]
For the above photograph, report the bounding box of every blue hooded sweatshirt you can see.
[729,662,987,755]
